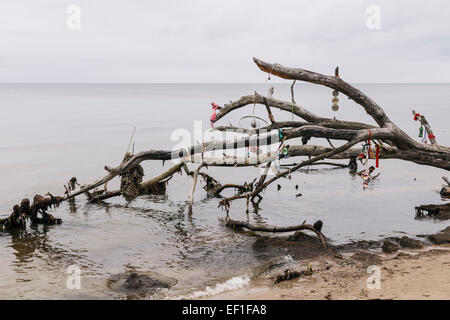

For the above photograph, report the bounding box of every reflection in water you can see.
[97,200,195,246]
[7,227,41,265]
[68,198,77,213]
[4,224,100,280]
[251,201,262,216]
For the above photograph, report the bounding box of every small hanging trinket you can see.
[278,128,283,139]
[249,145,258,153]
[331,67,339,111]
[274,159,281,172]
[266,65,275,82]
[375,145,380,168]
[422,129,428,144]
[332,90,339,111]
[282,145,289,158]
[361,169,370,190]
[412,109,437,144]
[357,130,380,190]
[278,143,290,159]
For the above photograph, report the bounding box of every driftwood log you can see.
[224,219,327,249]
[3,57,450,234]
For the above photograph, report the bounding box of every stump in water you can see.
[1,194,62,230]
[415,203,450,220]
[120,152,144,202]
[0,205,25,229]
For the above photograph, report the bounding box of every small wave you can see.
[169,275,251,300]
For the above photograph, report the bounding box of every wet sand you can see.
[207,244,450,300]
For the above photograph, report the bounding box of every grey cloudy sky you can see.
[1,0,449,83]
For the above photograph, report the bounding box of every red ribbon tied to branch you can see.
[376,145,380,168]
[210,102,219,127]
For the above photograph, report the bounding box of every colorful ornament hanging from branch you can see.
[357,130,381,167]
[356,130,382,190]
[412,109,437,145]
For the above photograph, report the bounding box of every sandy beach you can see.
[208,240,450,300]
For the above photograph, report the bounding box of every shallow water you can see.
[0,83,449,299]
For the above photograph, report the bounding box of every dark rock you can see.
[333,253,344,259]
[351,251,382,267]
[252,231,332,260]
[108,271,177,296]
[274,269,302,284]
[382,240,400,253]
[394,252,411,259]
[274,268,313,284]
[337,239,381,251]
[428,226,450,245]
[252,236,271,250]
[252,261,289,279]
[398,236,425,249]
[287,231,321,244]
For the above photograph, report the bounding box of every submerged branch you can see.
[225,219,327,249]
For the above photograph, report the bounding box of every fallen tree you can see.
[2,58,449,247]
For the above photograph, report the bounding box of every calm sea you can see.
[0,83,448,299]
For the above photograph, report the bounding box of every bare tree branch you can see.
[253,57,392,127]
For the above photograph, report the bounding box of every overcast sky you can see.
[1,0,449,83]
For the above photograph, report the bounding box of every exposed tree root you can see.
[120,152,145,202]
[1,194,63,230]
